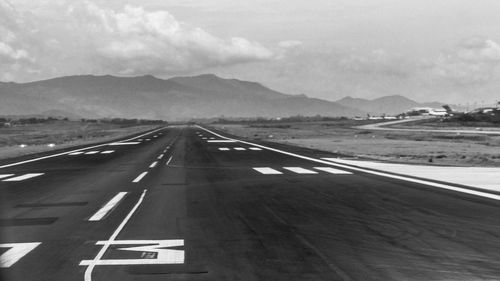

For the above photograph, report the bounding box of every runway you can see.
[2,125,500,280]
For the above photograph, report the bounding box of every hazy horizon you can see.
[2,0,500,105]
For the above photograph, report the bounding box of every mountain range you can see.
[0,74,444,120]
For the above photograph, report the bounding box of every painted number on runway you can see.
[80,239,184,266]
[0,242,41,268]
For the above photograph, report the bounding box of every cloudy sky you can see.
[2,0,500,104]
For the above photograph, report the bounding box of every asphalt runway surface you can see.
[2,125,500,280]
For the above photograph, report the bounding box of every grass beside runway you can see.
[211,120,500,167]
[0,120,160,161]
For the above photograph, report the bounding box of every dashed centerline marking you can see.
[218,147,230,151]
[88,192,128,221]
[132,172,148,183]
[149,161,158,168]
[249,147,262,150]
[85,151,100,155]
[166,156,173,165]
[101,150,115,154]
[157,154,164,159]
[2,173,45,182]
[68,151,85,155]
[283,167,318,174]
[234,147,246,151]
[253,167,282,175]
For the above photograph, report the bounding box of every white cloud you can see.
[68,2,275,75]
[430,37,500,84]
[0,0,275,80]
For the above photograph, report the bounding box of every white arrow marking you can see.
[0,242,41,268]
[80,240,184,265]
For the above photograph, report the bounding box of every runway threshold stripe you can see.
[197,125,500,202]
[88,192,128,221]
[253,167,282,175]
[283,167,318,174]
[314,167,352,174]
[3,173,44,182]
[132,172,148,183]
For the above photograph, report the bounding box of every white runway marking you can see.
[253,167,282,175]
[81,189,148,281]
[68,151,85,155]
[145,139,151,141]
[3,173,44,182]
[88,192,128,221]
[209,137,215,139]
[157,154,164,159]
[109,142,140,146]
[166,156,173,165]
[80,239,184,265]
[234,147,246,151]
[0,127,165,169]
[0,242,41,268]
[202,137,208,140]
[132,172,148,183]
[196,126,500,202]
[207,140,236,143]
[149,161,158,168]
[249,147,262,151]
[100,150,114,154]
[0,174,14,179]
[85,151,100,155]
[314,167,352,174]
[284,167,318,174]
[218,147,230,151]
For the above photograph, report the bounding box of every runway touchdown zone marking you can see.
[253,167,283,175]
[283,167,318,174]
[197,126,500,202]
[2,173,45,182]
[252,167,352,176]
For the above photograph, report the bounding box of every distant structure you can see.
[406,107,447,116]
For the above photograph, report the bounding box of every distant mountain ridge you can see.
[336,95,445,115]
[0,74,364,120]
